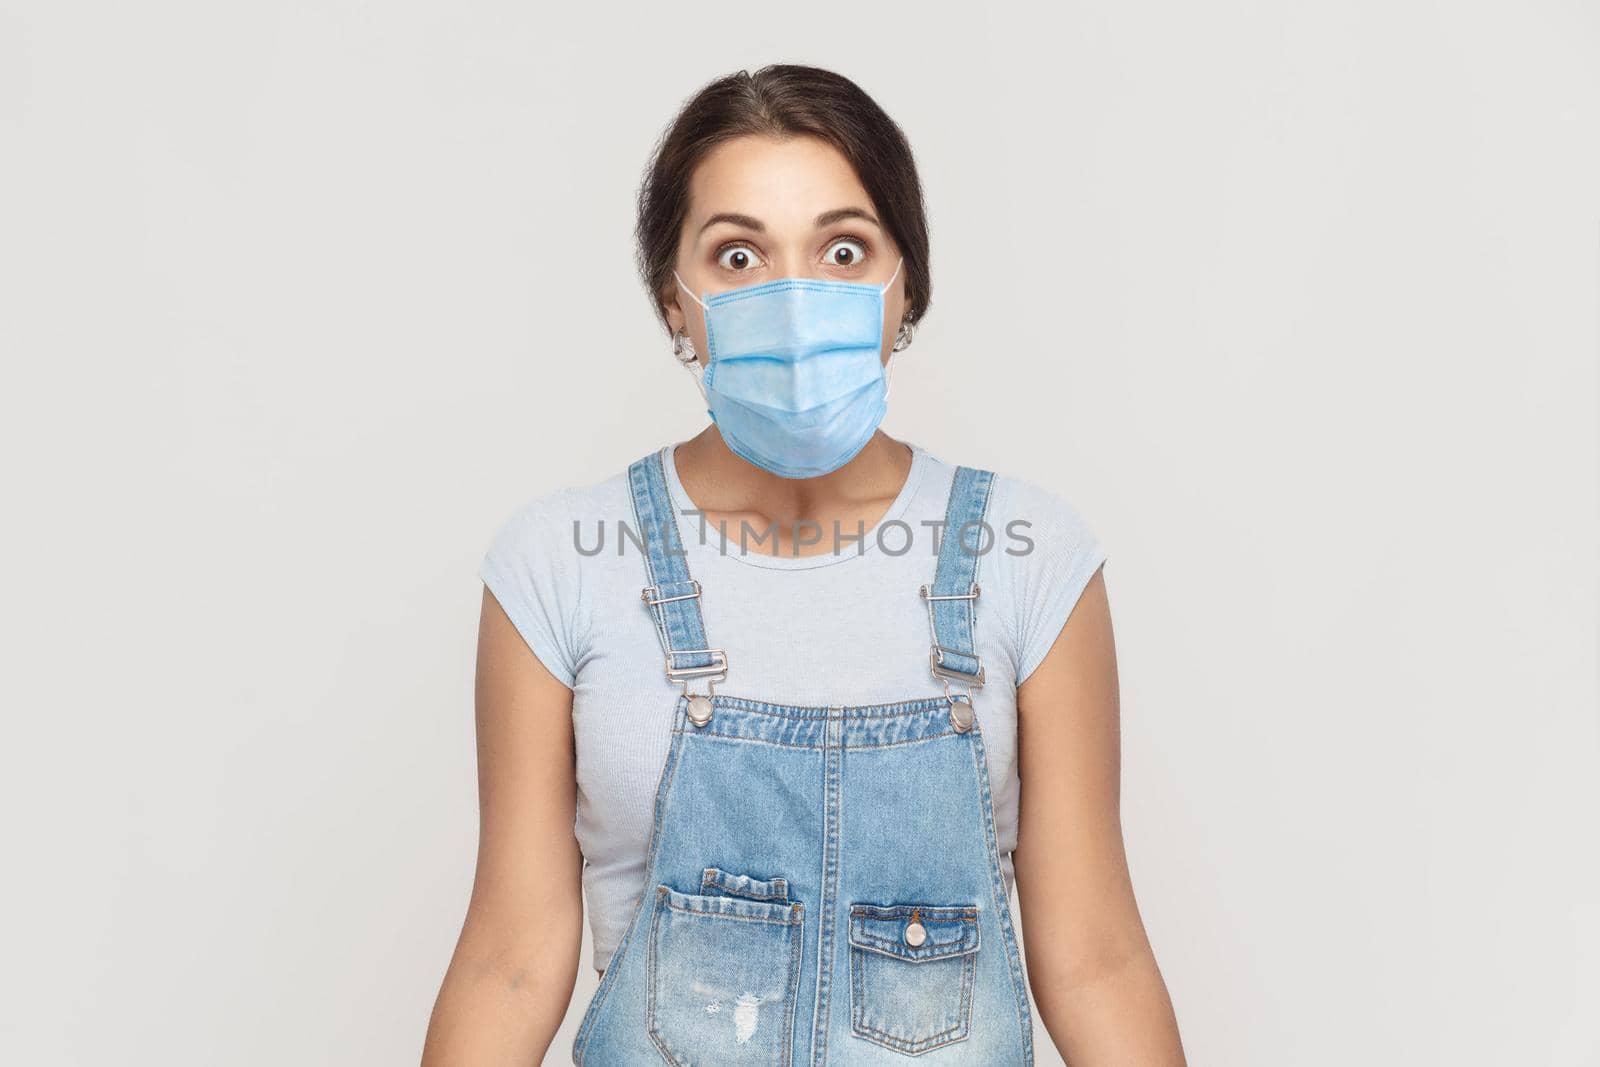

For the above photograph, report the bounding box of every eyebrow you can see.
[696,206,881,236]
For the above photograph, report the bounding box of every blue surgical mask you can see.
[674,257,904,479]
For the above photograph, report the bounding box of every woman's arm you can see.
[421,587,584,1065]
[1013,567,1187,1064]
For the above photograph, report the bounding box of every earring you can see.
[672,328,698,364]
[892,317,916,352]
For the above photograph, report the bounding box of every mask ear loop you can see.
[880,256,904,294]
[673,270,709,311]
[880,256,905,399]
[672,271,711,404]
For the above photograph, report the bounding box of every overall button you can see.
[948,697,975,732]
[686,695,713,726]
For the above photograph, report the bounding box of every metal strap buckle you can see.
[919,582,984,699]
[918,583,981,602]
[665,647,727,718]
[664,647,728,683]
[929,645,985,687]
[642,579,702,606]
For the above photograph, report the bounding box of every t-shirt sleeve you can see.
[477,487,582,688]
[990,475,1108,686]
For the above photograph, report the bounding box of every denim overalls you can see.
[572,448,1035,1065]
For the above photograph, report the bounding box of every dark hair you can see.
[635,64,931,335]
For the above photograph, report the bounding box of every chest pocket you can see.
[847,902,981,1055]
[647,882,805,1066]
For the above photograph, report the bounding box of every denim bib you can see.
[571,447,1035,1065]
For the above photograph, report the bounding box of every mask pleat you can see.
[688,258,902,480]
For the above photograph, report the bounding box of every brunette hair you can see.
[635,64,932,335]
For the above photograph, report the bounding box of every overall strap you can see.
[628,448,727,691]
[921,465,996,700]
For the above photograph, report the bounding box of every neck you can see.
[672,429,915,553]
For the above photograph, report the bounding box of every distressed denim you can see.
[570,451,1034,1065]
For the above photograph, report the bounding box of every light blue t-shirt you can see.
[479,441,1107,972]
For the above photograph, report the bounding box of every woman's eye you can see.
[824,238,867,267]
[716,245,763,271]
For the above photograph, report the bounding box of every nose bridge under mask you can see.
[707,282,883,364]
[670,255,903,480]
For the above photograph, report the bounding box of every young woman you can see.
[424,64,1185,1066]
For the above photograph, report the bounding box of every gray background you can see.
[2,1,1596,1064]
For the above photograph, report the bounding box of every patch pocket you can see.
[847,902,981,1056]
[647,884,805,1067]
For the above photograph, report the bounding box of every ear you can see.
[660,284,687,336]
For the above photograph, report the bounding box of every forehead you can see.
[686,134,873,230]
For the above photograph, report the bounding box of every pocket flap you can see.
[848,902,980,962]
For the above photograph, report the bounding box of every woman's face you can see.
[666,134,907,367]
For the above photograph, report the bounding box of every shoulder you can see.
[482,464,633,558]
[983,468,1101,559]
[476,462,639,686]
[485,484,573,550]
[479,458,649,585]
[901,446,1101,561]
[951,461,1108,684]
[911,446,1097,550]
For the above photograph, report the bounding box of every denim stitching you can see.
[630,450,716,677]
[585,460,1029,1064]
[848,937,976,1053]
[850,903,979,917]
[702,866,790,901]
[965,718,1036,1064]
[848,933,979,961]
[572,702,691,1064]
[847,907,981,959]
[661,897,801,924]
[810,712,843,1065]
[644,890,681,1066]
[783,896,803,1066]
[967,471,996,662]
[716,694,950,714]
[841,733,962,751]
[647,885,804,1065]
[675,728,962,752]
[704,706,950,724]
